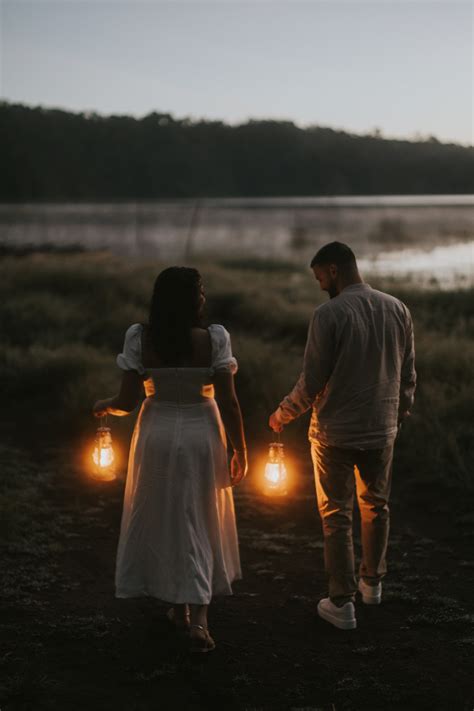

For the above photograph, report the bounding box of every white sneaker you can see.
[317,597,357,630]
[358,578,382,605]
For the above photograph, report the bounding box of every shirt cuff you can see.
[275,405,294,425]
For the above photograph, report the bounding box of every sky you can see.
[1,0,473,145]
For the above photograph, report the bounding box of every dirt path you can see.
[1,450,473,710]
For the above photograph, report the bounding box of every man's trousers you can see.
[311,441,394,604]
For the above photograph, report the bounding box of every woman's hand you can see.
[92,399,111,418]
[230,449,248,486]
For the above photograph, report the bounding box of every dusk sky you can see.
[1,0,473,145]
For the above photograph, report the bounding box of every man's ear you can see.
[329,264,338,279]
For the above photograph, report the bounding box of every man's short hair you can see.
[310,242,357,270]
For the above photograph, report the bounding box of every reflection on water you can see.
[359,241,474,289]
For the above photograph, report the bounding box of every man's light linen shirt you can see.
[277,283,416,449]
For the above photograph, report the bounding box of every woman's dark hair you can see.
[146,266,203,365]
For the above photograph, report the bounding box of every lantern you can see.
[91,426,116,481]
[263,442,288,496]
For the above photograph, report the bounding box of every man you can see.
[269,242,416,630]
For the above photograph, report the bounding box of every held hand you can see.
[269,411,283,433]
[93,399,111,418]
[230,450,248,486]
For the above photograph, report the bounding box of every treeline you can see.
[1,102,473,200]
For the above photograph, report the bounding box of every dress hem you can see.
[115,575,242,605]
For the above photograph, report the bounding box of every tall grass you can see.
[1,252,472,492]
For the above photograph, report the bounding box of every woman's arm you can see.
[93,371,144,417]
[213,371,248,485]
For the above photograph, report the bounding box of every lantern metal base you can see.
[91,468,116,482]
[263,485,288,497]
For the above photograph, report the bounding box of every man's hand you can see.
[269,410,284,433]
[398,410,410,426]
[397,410,411,434]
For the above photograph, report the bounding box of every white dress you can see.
[114,323,242,605]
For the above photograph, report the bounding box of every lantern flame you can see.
[92,445,114,468]
[264,462,287,485]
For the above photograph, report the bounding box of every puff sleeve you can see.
[209,324,238,374]
[116,323,146,376]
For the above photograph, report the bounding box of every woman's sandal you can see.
[189,624,216,653]
[166,607,191,636]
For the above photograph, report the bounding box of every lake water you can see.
[357,241,473,288]
[1,196,473,288]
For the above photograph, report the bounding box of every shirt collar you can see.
[341,282,371,294]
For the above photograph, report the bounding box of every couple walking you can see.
[93,241,416,651]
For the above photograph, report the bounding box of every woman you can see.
[93,266,247,653]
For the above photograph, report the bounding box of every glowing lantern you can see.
[91,426,116,481]
[263,442,288,496]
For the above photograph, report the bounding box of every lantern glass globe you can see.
[263,442,288,496]
[92,426,116,481]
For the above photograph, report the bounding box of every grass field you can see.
[1,249,472,489]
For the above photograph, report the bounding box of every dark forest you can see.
[1,102,473,201]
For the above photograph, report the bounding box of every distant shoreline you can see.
[1,195,474,209]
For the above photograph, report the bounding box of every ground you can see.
[1,447,473,711]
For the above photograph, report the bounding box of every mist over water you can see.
[1,196,473,288]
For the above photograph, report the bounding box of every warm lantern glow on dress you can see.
[263,442,288,496]
[91,426,116,481]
